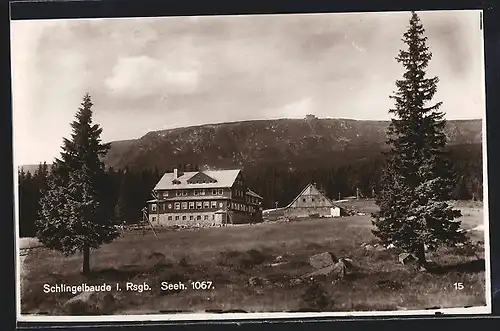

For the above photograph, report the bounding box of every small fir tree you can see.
[372,12,468,267]
[37,93,119,275]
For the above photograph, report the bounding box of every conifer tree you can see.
[372,12,468,267]
[37,93,120,275]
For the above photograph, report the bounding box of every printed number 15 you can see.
[454,282,464,290]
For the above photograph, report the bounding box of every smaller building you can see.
[283,183,345,219]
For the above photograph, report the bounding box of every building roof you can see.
[154,169,241,190]
[285,183,337,209]
[247,189,263,199]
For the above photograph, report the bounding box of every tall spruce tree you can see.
[37,93,120,275]
[372,12,468,267]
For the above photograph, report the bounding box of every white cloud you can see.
[105,55,199,98]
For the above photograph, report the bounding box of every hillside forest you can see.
[18,141,482,237]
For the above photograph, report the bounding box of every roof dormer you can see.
[187,171,218,184]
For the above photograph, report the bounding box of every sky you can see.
[10,10,485,165]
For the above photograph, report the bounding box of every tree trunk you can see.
[414,243,427,268]
[82,244,90,276]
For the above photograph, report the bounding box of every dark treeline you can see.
[244,146,482,209]
[19,165,161,237]
[18,145,482,237]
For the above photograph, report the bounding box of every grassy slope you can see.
[20,201,486,315]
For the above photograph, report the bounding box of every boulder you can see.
[302,258,353,279]
[302,264,336,279]
[63,291,115,315]
[309,252,336,269]
[398,252,417,265]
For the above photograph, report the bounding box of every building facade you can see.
[283,183,344,219]
[147,168,263,227]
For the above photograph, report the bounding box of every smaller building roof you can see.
[285,183,338,209]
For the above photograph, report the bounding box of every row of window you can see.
[231,202,256,213]
[233,189,260,204]
[152,201,224,212]
[159,189,225,198]
[301,197,326,203]
[157,188,260,203]
[151,200,257,213]
[151,214,215,222]
[169,214,214,221]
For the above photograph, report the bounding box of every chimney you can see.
[173,168,178,179]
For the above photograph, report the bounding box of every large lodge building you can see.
[147,168,263,227]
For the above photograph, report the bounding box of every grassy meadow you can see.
[19,200,487,315]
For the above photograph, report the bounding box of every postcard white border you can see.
[479,8,492,312]
[12,9,492,323]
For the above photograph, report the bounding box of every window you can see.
[219,202,223,208]
[211,201,217,208]
[161,191,168,198]
[168,204,172,209]
[231,202,235,209]
[168,216,172,221]
[196,202,202,209]
[197,215,202,220]
[189,215,194,220]
[161,203,165,211]
[203,201,209,209]
[176,191,182,196]
[204,215,208,220]
[189,202,194,209]
[212,215,215,220]
[212,189,217,195]
[181,202,187,209]
[152,217,156,222]
[151,204,157,212]
[194,190,199,196]
[175,216,180,221]
[312,198,315,202]
[182,216,187,220]
[218,189,223,195]
[200,189,206,196]
[174,202,180,210]
[302,198,306,202]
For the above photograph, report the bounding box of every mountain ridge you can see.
[19,118,482,173]
[101,117,482,171]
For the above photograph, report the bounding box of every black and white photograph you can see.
[11,9,490,321]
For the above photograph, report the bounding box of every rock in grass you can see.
[303,264,336,278]
[63,291,115,315]
[398,252,417,265]
[309,252,336,269]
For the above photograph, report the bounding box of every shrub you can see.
[178,257,189,267]
[300,280,333,311]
